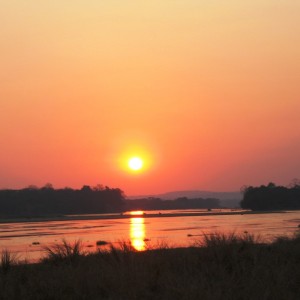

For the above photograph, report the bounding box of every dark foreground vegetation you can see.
[1,233,299,300]
[241,181,300,211]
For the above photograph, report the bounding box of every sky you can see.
[1,1,300,195]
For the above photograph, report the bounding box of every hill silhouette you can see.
[128,190,242,208]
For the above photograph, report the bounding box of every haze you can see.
[1,1,299,195]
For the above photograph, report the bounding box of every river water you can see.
[0,209,299,262]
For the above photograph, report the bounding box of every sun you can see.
[128,157,143,171]
[118,144,153,174]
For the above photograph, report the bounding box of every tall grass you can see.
[200,231,261,247]
[42,239,84,264]
[0,249,18,274]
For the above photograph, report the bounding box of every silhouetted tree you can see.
[240,182,300,211]
[288,178,300,189]
[0,185,125,217]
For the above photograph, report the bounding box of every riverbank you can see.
[0,209,287,224]
[1,233,299,299]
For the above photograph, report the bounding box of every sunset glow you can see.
[0,1,299,195]
[130,211,144,216]
[128,157,143,171]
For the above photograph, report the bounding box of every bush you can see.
[42,239,84,265]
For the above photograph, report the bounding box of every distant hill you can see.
[129,190,242,200]
[128,190,242,208]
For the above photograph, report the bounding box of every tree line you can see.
[0,184,125,217]
[124,197,220,211]
[240,181,300,211]
[0,184,222,218]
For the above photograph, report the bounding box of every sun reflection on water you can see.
[130,214,146,251]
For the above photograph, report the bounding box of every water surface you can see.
[0,209,299,262]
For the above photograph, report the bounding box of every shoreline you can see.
[0,210,288,224]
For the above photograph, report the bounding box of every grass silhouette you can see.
[0,249,18,274]
[0,232,299,299]
[42,239,85,265]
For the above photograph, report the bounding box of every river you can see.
[0,209,299,262]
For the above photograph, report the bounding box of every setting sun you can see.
[128,157,143,171]
[117,143,154,176]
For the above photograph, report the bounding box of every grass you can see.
[41,239,85,265]
[0,249,18,274]
[0,233,299,299]
[200,231,259,247]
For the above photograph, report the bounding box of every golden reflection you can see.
[130,216,146,251]
[130,210,144,216]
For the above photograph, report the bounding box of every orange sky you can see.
[1,1,300,195]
